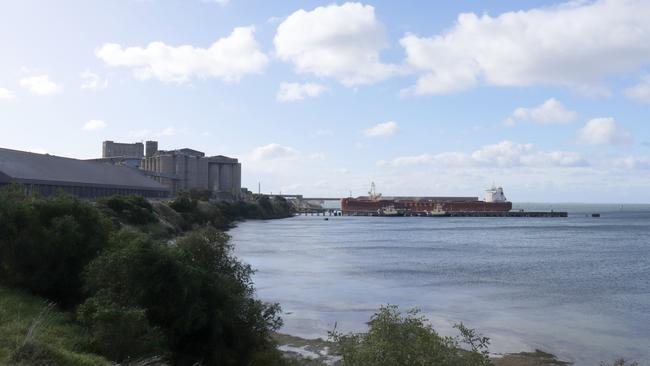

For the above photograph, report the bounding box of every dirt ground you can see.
[494,350,572,366]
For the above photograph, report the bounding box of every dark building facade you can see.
[0,147,169,198]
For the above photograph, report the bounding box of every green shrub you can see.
[217,200,263,220]
[168,194,196,213]
[0,190,112,306]
[83,227,284,365]
[77,294,165,362]
[169,194,231,230]
[601,360,639,366]
[330,305,492,366]
[98,195,157,226]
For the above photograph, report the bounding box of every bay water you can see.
[231,204,650,365]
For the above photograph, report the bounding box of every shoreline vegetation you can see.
[0,186,641,366]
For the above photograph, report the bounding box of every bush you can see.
[330,305,492,366]
[601,360,639,366]
[169,193,232,230]
[0,189,113,306]
[98,195,157,226]
[83,227,284,365]
[77,294,165,362]
[217,201,264,220]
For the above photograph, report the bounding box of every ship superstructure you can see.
[340,183,512,216]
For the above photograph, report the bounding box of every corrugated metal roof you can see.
[0,147,168,191]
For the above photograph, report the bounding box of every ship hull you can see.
[341,197,512,215]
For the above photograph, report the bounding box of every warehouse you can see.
[0,147,169,198]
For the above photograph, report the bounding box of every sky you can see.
[1,0,650,203]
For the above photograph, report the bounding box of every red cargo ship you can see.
[340,183,512,216]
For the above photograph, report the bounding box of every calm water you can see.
[230,204,650,365]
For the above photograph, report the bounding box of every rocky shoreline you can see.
[275,333,572,366]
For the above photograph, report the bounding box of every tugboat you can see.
[378,205,403,217]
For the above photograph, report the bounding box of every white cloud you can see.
[274,2,397,86]
[363,121,399,138]
[157,127,177,136]
[277,82,327,102]
[19,75,62,95]
[128,129,152,138]
[249,143,324,162]
[624,75,650,103]
[203,0,229,5]
[80,70,108,90]
[506,98,578,125]
[400,0,650,95]
[251,143,300,161]
[96,26,268,83]
[611,156,650,170]
[313,129,333,137]
[381,141,587,168]
[82,119,107,131]
[577,117,632,146]
[0,88,14,99]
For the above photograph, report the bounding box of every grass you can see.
[0,286,110,366]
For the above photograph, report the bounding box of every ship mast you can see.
[368,182,382,200]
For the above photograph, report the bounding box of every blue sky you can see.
[1,0,650,202]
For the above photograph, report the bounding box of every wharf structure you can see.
[0,147,169,198]
[339,183,567,217]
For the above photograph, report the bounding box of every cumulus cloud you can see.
[577,117,632,146]
[274,2,397,86]
[0,88,14,99]
[624,75,650,103]
[203,0,229,5]
[363,121,399,138]
[251,143,301,160]
[400,0,650,95]
[611,156,650,170]
[379,141,586,168]
[157,127,178,136]
[277,82,327,102]
[249,143,324,161]
[82,119,107,131]
[19,75,62,95]
[129,129,152,138]
[506,98,578,125]
[80,70,108,90]
[96,26,268,83]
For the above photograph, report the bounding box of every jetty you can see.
[338,211,567,217]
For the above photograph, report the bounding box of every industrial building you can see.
[0,147,169,198]
[140,144,242,199]
[102,140,145,159]
[89,140,158,168]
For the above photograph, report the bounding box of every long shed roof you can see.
[0,147,167,191]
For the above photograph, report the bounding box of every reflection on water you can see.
[231,205,650,366]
